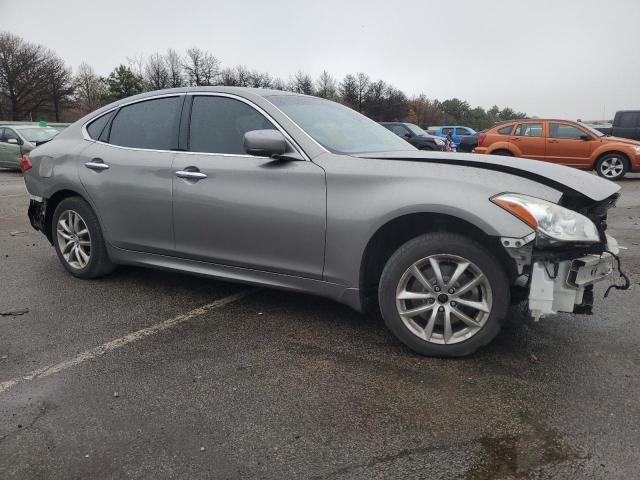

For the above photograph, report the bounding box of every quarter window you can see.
[109,97,181,150]
[549,123,586,139]
[514,123,543,137]
[189,96,276,155]
[87,111,115,140]
[497,125,514,135]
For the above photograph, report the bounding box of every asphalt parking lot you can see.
[1,170,639,479]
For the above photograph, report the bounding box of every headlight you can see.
[434,138,444,146]
[634,146,640,154]
[491,193,600,243]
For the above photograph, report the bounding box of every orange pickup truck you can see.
[474,119,640,180]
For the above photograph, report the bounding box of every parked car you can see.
[428,126,476,146]
[0,125,60,169]
[609,111,640,141]
[457,131,482,153]
[474,119,640,180]
[23,87,625,357]
[380,122,445,150]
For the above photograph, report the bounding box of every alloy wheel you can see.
[56,210,92,269]
[395,254,492,345]
[600,157,625,179]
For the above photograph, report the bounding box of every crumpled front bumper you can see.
[528,235,620,320]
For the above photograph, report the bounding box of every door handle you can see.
[85,159,110,171]
[548,139,560,143]
[176,169,207,180]
[510,137,519,141]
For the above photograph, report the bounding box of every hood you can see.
[603,135,640,146]
[356,150,620,203]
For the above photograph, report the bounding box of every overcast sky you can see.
[2,0,639,120]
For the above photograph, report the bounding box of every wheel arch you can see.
[593,149,631,169]
[358,212,518,316]
[43,189,89,244]
[487,141,520,156]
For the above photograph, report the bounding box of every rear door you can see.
[510,122,545,159]
[545,122,593,166]
[78,95,183,254]
[172,94,326,279]
[613,112,640,140]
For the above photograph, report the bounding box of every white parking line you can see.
[0,290,252,394]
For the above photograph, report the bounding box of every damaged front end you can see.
[495,192,629,321]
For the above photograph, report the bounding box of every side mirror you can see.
[580,134,591,141]
[7,138,20,145]
[404,133,413,139]
[244,129,288,157]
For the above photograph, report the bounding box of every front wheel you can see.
[378,233,510,357]
[595,154,628,180]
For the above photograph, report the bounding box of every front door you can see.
[172,94,326,279]
[0,128,23,169]
[78,95,183,254]
[545,122,593,167]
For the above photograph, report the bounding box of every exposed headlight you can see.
[491,193,600,243]
[634,146,640,154]
[434,138,445,146]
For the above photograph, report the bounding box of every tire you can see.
[52,196,116,278]
[492,150,513,156]
[378,233,510,357]
[595,153,628,180]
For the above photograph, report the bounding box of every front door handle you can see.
[85,159,110,171]
[176,168,207,180]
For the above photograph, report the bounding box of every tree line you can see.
[0,32,527,129]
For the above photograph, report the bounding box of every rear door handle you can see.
[85,159,110,171]
[176,168,207,180]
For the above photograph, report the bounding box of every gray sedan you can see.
[22,87,626,356]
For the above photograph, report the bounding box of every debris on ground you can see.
[200,447,206,452]
[530,353,539,362]
[9,231,25,236]
[113,392,119,398]
[0,308,29,316]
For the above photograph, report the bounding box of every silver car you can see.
[22,87,626,356]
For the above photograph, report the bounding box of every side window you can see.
[442,127,453,135]
[189,96,276,155]
[86,111,115,140]
[0,128,4,142]
[390,125,409,137]
[617,112,638,128]
[2,128,20,143]
[109,97,181,150]
[497,125,514,135]
[549,123,585,139]
[514,123,542,137]
[455,128,469,135]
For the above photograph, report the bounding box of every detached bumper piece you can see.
[528,254,614,321]
[28,197,47,233]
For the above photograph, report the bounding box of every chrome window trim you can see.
[81,91,310,161]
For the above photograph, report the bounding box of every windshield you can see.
[267,95,415,154]
[578,122,605,137]
[405,123,429,136]
[16,127,59,143]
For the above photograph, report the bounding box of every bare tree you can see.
[219,67,238,86]
[355,72,370,112]
[316,70,337,100]
[271,77,286,90]
[126,55,145,78]
[287,70,314,95]
[249,71,272,88]
[73,62,107,115]
[235,65,252,87]
[46,54,74,121]
[164,49,184,88]
[0,32,51,120]
[144,53,170,91]
[339,74,358,108]
[183,47,219,86]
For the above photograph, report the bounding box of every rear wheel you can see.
[378,233,510,357]
[52,197,116,278]
[492,149,513,156]
[595,153,628,180]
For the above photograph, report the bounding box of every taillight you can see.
[478,132,487,147]
[20,155,32,173]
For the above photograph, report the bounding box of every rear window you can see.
[109,97,181,150]
[497,125,514,135]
